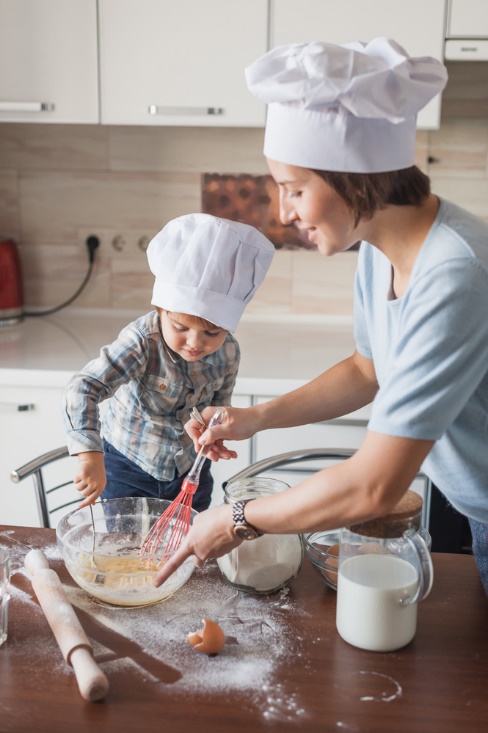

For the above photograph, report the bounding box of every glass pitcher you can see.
[217,477,303,594]
[336,490,433,652]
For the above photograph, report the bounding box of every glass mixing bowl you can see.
[303,526,432,592]
[56,497,196,607]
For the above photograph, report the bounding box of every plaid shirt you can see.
[62,311,240,480]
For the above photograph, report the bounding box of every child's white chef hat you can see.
[147,214,275,332]
[246,37,448,173]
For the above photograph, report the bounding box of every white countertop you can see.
[0,309,357,397]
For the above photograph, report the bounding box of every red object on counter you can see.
[0,238,24,325]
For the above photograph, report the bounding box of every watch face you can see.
[234,525,259,540]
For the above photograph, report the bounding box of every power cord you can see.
[24,236,100,318]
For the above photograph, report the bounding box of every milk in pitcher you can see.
[336,553,419,652]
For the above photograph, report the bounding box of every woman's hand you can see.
[153,504,242,587]
[74,451,106,508]
[184,405,259,461]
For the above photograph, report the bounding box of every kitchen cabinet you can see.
[445,0,488,60]
[0,0,98,124]
[269,0,446,130]
[446,0,488,38]
[0,384,70,526]
[98,0,268,127]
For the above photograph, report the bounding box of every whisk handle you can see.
[181,478,199,495]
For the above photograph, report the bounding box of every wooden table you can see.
[0,525,487,733]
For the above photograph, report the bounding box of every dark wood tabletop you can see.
[0,525,487,733]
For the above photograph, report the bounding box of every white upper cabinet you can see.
[447,0,488,37]
[445,0,488,60]
[270,0,447,130]
[99,0,268,126]
[0,0,98,123]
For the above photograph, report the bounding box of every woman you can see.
[154,38,488,595]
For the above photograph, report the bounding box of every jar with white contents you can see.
[217,477,303,594]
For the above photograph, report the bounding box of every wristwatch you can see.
[232,500,263,540]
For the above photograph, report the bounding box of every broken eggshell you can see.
[187,618,226,655]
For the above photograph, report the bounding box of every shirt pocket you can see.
[195,377,225,408]
[141,375,184,414]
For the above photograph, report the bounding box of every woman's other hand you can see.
[74,451,106,508]
[153,504,242,587]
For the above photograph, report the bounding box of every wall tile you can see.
[0,169,20,238]
[18,242,111,308]
[109,126,268,174]
[111,257,154,310]
[2,103,487,315]
[0,123,109,170]
[19,170,201,242]
[429,176,488,221]
[292,251,357,317]
[246,250,293,315]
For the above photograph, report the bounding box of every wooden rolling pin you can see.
[25,549,109,702]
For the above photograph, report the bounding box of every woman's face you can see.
[267,158,361,256]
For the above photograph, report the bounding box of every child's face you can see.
[159,311,228,362]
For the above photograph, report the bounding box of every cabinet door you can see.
[270,0,446,130]
[209,395,252,507]
[99,0,267,126]
[447,0,488,38]
[0,0,98,123]
[0,385,70,526]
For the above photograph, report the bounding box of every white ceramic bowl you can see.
[56,497,196,607]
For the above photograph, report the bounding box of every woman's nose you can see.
[279,191,297,225]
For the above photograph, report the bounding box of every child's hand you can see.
[185,407,238,462]
[74,452,106,508]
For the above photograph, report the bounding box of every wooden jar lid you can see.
[349,490,423,538]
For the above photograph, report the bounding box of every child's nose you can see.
[186,331,202,348]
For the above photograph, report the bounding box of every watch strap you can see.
[232,500,263,539]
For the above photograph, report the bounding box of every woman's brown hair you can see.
[313,166,431,226]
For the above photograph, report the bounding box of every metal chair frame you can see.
[10,446,76,529]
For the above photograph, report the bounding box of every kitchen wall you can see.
[0,62,487,321]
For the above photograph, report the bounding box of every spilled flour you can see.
[6,535,309,723]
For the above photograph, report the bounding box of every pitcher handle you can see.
[402,528,434,604]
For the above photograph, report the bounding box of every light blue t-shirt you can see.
[354,197,488,523]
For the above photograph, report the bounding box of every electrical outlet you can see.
[78,229,154,257]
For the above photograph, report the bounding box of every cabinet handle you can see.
[148,104,224,116]
[0,101,55,113]
[0,402,35,412]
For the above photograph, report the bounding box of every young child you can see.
[62,213,274,512]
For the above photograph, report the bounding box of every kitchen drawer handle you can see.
[0,101,55,113]
[0,402,35,412]
[148,104,224,116]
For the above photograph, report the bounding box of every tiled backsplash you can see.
[1,62,487,319]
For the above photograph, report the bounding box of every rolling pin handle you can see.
[69,646,110,702]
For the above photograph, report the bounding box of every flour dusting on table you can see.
[66,562,309,722]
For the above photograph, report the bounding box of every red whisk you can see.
[141,408,226,561]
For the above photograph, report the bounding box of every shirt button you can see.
[159,384,166,391]
[191,371,195,376]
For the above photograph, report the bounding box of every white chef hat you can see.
[246,37,448,173]
[147,214,275,332]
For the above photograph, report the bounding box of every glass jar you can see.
[336,490,433,652]
[217,477,303,594]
